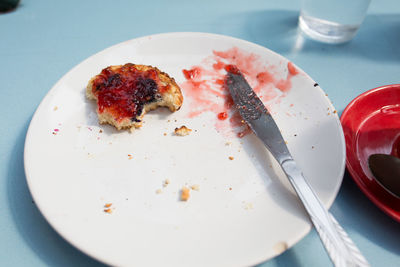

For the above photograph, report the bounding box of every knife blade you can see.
[225,65,369,267]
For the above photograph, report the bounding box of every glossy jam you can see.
[224,64,241,75]
[91,64,164,121]
[217,111,228,120]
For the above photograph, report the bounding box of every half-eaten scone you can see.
[86,63,183,131]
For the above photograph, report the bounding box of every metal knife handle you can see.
[281,159,370,267]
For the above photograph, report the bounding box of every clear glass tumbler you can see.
[299,0,371,44]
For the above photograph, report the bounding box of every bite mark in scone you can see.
[86,63,183,131]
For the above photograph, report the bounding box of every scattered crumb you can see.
[53,106,58,111]
[99,129,103,133]
[273,242,288,254]
[229,187,232,191]
[128,154,133,160]
[163,132,167,136]
[156,189,163,194]
[104,208,112,214]
[180,186,190,201]
[163,179,170,187]
[104,203,112,208]
[225,141,232,146]
[174,125,192,136]
[312,146,315,149]
[229,156,234,160]
[243,202,253,210]
[52,128,60,135]
[284,140,288,144]
[190,184,200,191]
[333,110,337,114]
[168,120,171,122]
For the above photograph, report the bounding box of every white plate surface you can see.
[24,32,345,267]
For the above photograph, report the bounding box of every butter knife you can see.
[225,66,369,267]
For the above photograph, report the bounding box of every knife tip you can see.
[224,64,241,75]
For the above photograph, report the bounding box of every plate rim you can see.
[24,32,347,266]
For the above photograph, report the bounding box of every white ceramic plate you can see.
[24,32,345,267]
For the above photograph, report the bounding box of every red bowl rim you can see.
[341,84,400,222]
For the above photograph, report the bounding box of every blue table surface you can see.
[1,0,399,266]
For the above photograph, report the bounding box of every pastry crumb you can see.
[128,154,133,160]
[190,184,200,191]
[225,141,232,146]
[163,179,170,187]
[155,189,163,194]
[104,208,112,214]
[53,106,58,111]
[180,186,190,201]
[104,203,112,208]
[273,242,288,254]
[244,202,253,210]
[228,156,234,160]
[174,125,192,136]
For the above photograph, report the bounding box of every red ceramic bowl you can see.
[341,84,400,222]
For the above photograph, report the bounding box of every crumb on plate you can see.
[174,125,192,136]
[180,186,190,201]
[163,179,170,187]
[190,184,200,191]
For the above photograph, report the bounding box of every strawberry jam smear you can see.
[91,64,165,122]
